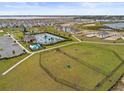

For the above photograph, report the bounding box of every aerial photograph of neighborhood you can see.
[1,2,124,91]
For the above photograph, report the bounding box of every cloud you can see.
[0,2,124,15]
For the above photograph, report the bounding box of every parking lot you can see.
[0,35,25,59]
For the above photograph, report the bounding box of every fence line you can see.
[56,48,107,76]
[39,53,89,91]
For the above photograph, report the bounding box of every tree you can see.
[12,50,15,55]
[48,38,51,42]
[14,41,16,43]
[44,35,47,40]
[51,37,54,43]
[18,35,24,40]
[20,24,27,33]
[23,49,26,53]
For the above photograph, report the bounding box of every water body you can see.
[104,23,124,30]
[0,17,47,19]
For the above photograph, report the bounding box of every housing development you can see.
[1,15,124,91]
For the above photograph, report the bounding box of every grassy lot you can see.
[0,54,29,74]
[86,43,124,90]
[0,31,6,36]
[0,48,4,51]
[2,27,24,40]
[40,50,105,90]
[57,43,122,74]
[39,43,124,90]
[19,42,32,52]
[115,38,124,43]
[0,53,74,91]
[73,22,105,31]
[12,30,24,41]
[0,43,124,90]
[0,32,5,36]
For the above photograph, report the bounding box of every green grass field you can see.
[0,42,124,90]
[73,22,104,31]
[0,53,74,91]
[40,50,105,90]
[0,54,29,74]
[0,31,6,36]
[57,43,122,74]
[39,43,124,90]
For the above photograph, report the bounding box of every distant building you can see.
[97,31,110,38]
[23,35,36,43]
[29,43,42,51]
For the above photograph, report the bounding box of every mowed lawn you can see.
[0,54,29,74]
[58,43,122,75]
[39,43,124,90]
[0,42,124,90]
[0,53,74,91]
[40,51,105,90]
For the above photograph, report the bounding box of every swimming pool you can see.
[35,33,65,45]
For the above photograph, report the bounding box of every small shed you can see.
[29,43,42,51]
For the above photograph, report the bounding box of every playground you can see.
[34,33,65,45]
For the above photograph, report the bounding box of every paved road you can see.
[72,35,82,42]
[82,41,124,46]
[34,41,80,54]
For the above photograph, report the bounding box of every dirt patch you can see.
[111,75,124,91]
[0,30,3,33]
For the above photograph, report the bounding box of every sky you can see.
[0,2,124,15]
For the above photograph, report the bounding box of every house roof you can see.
[97,31,109,35]
[24,35,36,42]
